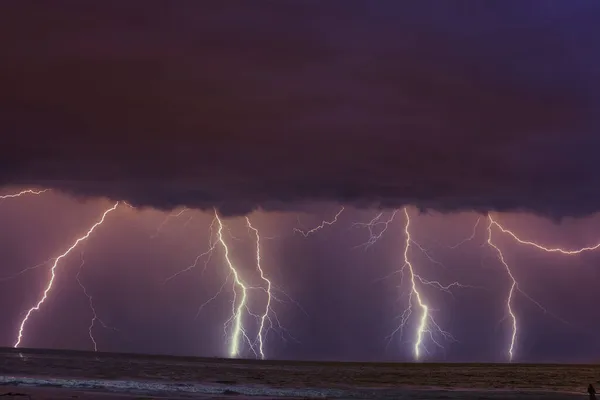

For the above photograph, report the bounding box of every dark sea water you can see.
[0,348,597,399]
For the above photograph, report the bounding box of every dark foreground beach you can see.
[0,348,596,399]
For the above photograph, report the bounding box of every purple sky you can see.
[1,1,600,362]
[0,190,599,362]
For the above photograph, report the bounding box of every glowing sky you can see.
[1,2,600,362]
[1,190,599,363]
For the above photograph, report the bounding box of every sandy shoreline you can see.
[2,349,598,393]
[0,375,586,400]
[0,385,305,400]
[0,349,595,399]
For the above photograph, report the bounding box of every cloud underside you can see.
[1,2,600,217]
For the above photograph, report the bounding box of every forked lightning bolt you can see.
[294,207,344,237]
[449,216,481,249]
[217,214,300,358]
[354,208,467,359]
[14,202,120,348]
[485,217,519,361]
[166,210,298,359]
[245,218,301,356]
[353,210,399,249]
[388,208,460,360]
[167,210,252,357]
[75,252,117,351]
[490,217,600,254]
[213,211,250,357]
[246,217,273,359]
[485,214,590,360]
[0,189,50,200]
[164,217,218,285]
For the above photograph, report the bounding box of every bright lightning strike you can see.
[14,202,120,348]
[245,217,273,360]
[163,212,250,357]
[294,206,344,237]
[485,215,578,361]
[214,211,250,358]
[388,208,459,360]
[167,210,297,359]
[354,208,470,359]
[485,216,519,361]
[167,214,257,359]
[75,252,117,352]
[401,209,430,360]
[0,189,50,200]
[490,217,600,254]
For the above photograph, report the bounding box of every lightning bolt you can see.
[151,207,188,238]
[449,216,481,249]
[246,217,300,356]
[353,208,472,359]
[294,206,344,237]
[75,252,117,352]
[0,189,50,200]
[353,210,399,249]
[14,202,120,348]
[164,212,249,357]
[401,209,430,360]
[485,216,519,361]
[387,208,461,360]
[350,207,475,360]
[183,213,195,228]
[491,217,600,254]
[0,258,53,282]
[164,213,235,330]
[213,211,251,358]
[485,214,581,361]
[166,210,298,359]
[164,217,218,285]
[245,217,273,360]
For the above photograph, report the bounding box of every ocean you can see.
[0,348,596,399]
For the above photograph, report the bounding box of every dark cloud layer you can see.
[1,1,600,216]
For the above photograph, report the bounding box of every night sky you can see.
[1,1,600,363]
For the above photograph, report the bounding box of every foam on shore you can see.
[0,375,583,399]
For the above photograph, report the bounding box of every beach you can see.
[0,348,595,399]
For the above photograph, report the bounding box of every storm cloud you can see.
[1,1,599,216]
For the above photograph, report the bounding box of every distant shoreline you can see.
[1,346,596,367]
